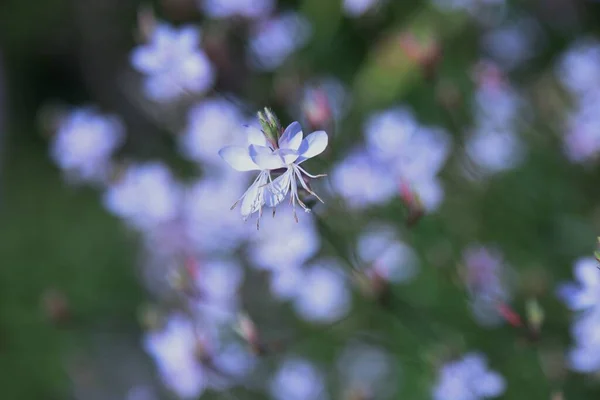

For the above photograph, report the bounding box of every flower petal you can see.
[265,169,292,207]
[250,144,285,170]
[219,146,260,171]
[246,125,269,147]
[296,131,328,164]
[241,173,267,218]
[275,148,300,164]
[278,121,303,150]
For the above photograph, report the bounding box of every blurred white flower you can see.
[130,23,214,102]
[194,258,244,324]
[184,174,251,253]
[462,245,511,327]
[269,358,327,400]
[557,257,600,373]
[557,257,600,313]
[143,315,206,399]
[270,265,304,300]
[292,260,351,324]
[567,313,600,372]
[178,98,246,166]
[556,38,600,96]
[336,342,396,398]
[248,12,312,71]
[249,207,320,271]
[330,149,397,209]
[144,314,255,398]
[465,129,524,174]
[563,96,600,163]
[363,107,451,211]
[343,0,380,17]
[103,162,181,231]
[481,17,541,70]
[432,352,506,400]
[50,108,124,183]
[357,224,419,283]
[200,0,274,19]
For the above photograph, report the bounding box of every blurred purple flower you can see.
[50,107,124,184]
[103,162,182,231]
[357,224,419,283]
[557,257,600,312]
[248,12,312,71]
[432,352,506,400]
[465,129,524,174]
[269,358,327,400]
[130,24,215,102]
[292,260,351,324]
[567,313,600,372]
[178,98,247,167]
[330,149,398,209]
[463,245,511,327]
[248,206,320,271]
[144,313,255,398]
[343,0,381,17]
[183,174,252,253]
[336,342,396,398]
[362,107,451,211]
[199,0,274,19]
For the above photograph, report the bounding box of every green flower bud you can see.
[257,107,281,148]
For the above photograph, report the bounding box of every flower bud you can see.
[526,298,544,334]
[257,107,282,148]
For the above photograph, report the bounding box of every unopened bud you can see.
[257,107,281,148]
[399,180,424,226]
[235,313,266,355]
[139,304,163,331]
[526,298,544,334]
[496,302,523,328]
[41,288,70,325]
[137,4,156,43]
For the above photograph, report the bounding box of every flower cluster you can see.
[332,106,450,212]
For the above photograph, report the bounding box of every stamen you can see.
[293,166,325,204]
[296,165,327,179]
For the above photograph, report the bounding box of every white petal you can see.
[241,173,267,218]
[219,146,259,171]
[265,170,292,207]
[279,121,303,150]
[575,257,600,288]
[130,46,162,74]
[296,131,328,163]
[247,125,269,147]
[275,148,300,164]
[250,144,285,170]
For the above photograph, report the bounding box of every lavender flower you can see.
[432,352,506,400]
[130,24,214,102]
[50,107,124,184]
[269,358,327,400]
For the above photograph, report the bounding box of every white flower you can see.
[432,352,506,400]
[50,107,124,183]
[219,121,328,223]
[130,24,214,102]
[269,358,327,400]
